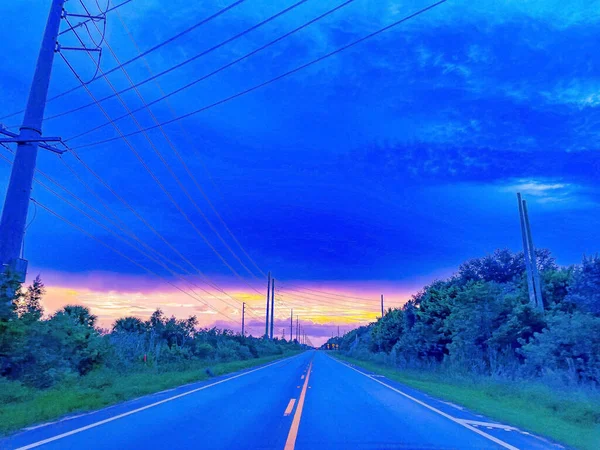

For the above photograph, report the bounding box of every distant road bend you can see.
[3,351,556,449]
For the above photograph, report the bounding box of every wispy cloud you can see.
[501,179,592,206]
[542,79,600,109]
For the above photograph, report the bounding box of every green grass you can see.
[0,352,300,436]
[334,354,600,450]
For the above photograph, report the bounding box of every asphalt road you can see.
[2,351,559,450]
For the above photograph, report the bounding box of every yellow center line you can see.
[283,399,296,416]
[284,360,313,450]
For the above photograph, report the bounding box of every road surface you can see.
[2,351,559,449]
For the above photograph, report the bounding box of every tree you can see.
[457,249,524,284]
[113,316,146,334]
[55,305,97,328]
[14,275,44,322]
[371,308,404,353]
[521,311,600,383]
[0,268,23,321]
[564,255,600,315]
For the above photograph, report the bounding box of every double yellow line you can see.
[284,359,313,450]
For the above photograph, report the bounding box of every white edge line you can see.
[15,354,302,450]
[328,356,519,450]
[459,419,518,431]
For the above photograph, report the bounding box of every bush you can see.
[193,342,215,359]
[521,312,600,384]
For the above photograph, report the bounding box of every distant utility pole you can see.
[270,278,275,339]
[265,272,271,338]
[0,0,66,299]
[381,294,384,317]
[282,329,285,340]
[517,194,536,307]
[337,326,340,338]
[241,302,246,336]
[290,309,293,343]
[523,199,544,311]
[296,316,299,342]
[517,194,544,311]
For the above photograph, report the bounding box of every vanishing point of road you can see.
[2,351,558,449]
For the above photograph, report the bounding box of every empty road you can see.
[2,351,557,449]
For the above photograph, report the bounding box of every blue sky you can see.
[1,0,599,328]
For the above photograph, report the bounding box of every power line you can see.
[71,0,449,149]
[56,16,265,315]
[45,0,315,123]
[115,10,267,278]
[79,9,263,284]
[59,27,264,296]
[0,149,263,322]
[277,288,380,310]
[63,152,264,320]
[2,157,241,321]
[281,282,379,305]
[65,0,355,141]
[278,281,380,302]
[31,197,239,322]
[0,0,247,122]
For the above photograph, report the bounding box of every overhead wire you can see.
[277,281,381,302]
[60,3,265,317]
[70,0,449,149]
[77,9,263,285]
[0,148,264,322]
[0,152,240,322]
[64,0,355,141]
[115,9,267,279]
[48,0,341,125]
[32,198,239,322]
[0,0,247,122]
[64,151,264,321]
[59,25,265,297]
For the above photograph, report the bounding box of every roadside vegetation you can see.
[0,278,301,435]
[324,249,600,450]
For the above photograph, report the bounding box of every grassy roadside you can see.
[0,351,301,436]
[333,353,600,450]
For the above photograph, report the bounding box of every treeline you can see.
[0,277,299,389]
[328,249,600,385]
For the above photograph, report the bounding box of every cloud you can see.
[542,79,600,109]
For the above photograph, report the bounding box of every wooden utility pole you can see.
[381,294,384,317]
[265,272,271,338]
[241,302,245,336]
[0,0,66,302]
[296,316,299,342]
[270,278,275,339]
[290,309,293,343]
[517,194,536,308]
[523,200,544,311]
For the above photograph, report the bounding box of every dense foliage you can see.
[0,278,299,389]
[327,250,600,385]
